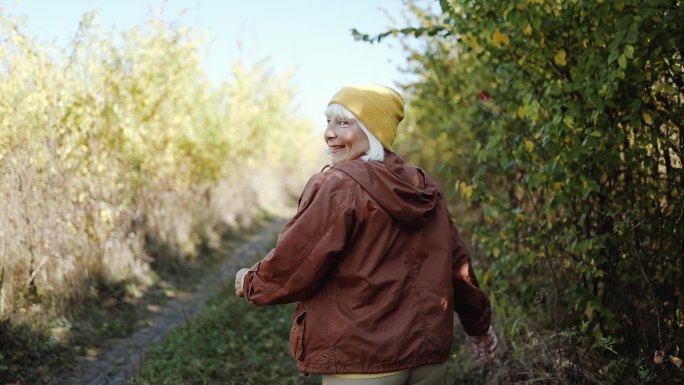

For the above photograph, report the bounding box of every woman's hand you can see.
[467,327,498,364]
[234,268,249,297]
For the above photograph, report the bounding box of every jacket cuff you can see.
[460,306,491,336]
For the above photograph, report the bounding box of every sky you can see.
[5,0,415,129]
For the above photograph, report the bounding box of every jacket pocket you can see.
[290,307,306,361]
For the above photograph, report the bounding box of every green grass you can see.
[130,285,320,385]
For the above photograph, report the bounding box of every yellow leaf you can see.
[517,105,526,119]
[642,111,653,125]
[463,33,482,52]
[554,49,567,66]
[671,355,683,367]
[524,140,535,152]
[563,115,575,128]
[459,181,473,199]
[523,24,533,36]
[471,38,482,52]
[493,28,510,47]
[483,270,492,285]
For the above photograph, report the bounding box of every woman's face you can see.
[324,116,369,165]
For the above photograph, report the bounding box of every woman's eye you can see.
[339,120,348,125]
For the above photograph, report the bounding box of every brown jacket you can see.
[243,153,491,374]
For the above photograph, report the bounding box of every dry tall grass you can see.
[0,9,320,333]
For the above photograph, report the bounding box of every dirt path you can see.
[56,219,285,385]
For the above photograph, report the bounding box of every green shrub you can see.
[357,0,683,383]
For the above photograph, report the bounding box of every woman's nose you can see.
[324,125,336,141]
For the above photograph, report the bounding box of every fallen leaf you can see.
[671,355,682,367]
[654,350,664,364]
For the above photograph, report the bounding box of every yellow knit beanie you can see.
[328,84,404,150]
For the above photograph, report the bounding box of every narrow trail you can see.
[56,219,286,385]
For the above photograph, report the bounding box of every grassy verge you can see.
[130,284,319,385]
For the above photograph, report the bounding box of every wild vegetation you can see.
[0,8,317,383]
[130,281,319,385]
[4,1,683,384]
[355,0,683,383]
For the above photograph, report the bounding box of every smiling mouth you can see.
[329,145,345,151]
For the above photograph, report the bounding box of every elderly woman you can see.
[235,84,497,384]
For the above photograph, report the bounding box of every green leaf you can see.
[439,0,452,14]
[618,54,627,69]
[608,49,619,64]
[583,179,600,197]
[624,44,634,59]
[498,280,510,291]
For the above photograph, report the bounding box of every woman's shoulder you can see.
[300,166,359,200]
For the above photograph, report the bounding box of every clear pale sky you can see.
[6,0,413,128]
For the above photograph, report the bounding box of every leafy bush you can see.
[357,0,683,383]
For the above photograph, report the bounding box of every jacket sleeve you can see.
[243,171,354,306]
[450,218,492,336]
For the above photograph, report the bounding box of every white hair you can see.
[325,103,385,162]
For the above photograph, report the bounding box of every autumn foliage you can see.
[0,7,317,363]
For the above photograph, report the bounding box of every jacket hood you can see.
[332,152,439,228]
